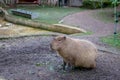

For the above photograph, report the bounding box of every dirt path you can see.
[62,10,120,37]
[0,9,120,80]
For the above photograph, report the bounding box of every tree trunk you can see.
[0,7,86,34]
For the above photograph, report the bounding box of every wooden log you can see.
[0,7,86,34]
[53,24,87,34]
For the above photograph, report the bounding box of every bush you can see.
[83,0,112,9]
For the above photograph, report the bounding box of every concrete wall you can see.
[70,0,83,7]
[59,0,83,7]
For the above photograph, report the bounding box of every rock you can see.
[58,20,64,24]
[0,24,2,27]
[5,23,13,27]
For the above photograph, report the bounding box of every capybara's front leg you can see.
[62,61,73,70]
[62,60,66,70]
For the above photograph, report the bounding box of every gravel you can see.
[0,36,120,80]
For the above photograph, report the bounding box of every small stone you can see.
[28,70,35,74]
[58,20,64,24]
[5,23,13,27]
[49,66,54,71]
[0,24,2,27]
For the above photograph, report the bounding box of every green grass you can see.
[101,33,120,48]
[10,6,85,24]
[92,8,120,23]
[70,31,93,36]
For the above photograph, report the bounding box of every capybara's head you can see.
[50,35,66,51]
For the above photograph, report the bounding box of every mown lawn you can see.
[10,6,85,24]
[92,8,120,23]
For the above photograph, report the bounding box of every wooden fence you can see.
[39,0,58,6]
[0,0,82,7]
[0,0,59,7]
[0,0,16,7]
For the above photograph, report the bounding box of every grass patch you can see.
[9,6,85,24]
[101,33,120,48]
[70,31,93,36]
[92,8,120,23]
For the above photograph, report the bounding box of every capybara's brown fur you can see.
[50,35,98,69]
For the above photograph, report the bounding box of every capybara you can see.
[50,35,98,69]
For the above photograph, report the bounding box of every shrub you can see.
[83,0,112,9]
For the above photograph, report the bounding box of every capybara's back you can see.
[71,39,97,68]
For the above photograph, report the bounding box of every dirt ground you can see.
[62,9,120,37]
[0,36,120,80]
[0,9,120,80]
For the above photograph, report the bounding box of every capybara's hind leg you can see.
[90,62,96,69]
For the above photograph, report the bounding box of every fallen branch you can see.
[0,7,86,34]
[0,0,8,8]
[0,7,9,15]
